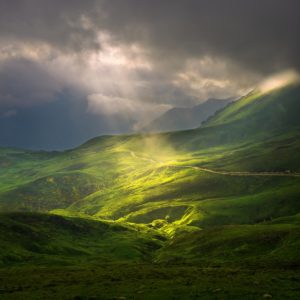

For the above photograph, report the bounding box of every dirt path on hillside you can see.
[129,151,300,178]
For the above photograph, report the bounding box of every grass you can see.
[0,212,164,266]
[156,222,300,267]
[1,265,299,300]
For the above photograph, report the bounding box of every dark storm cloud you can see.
[0,93,135,150]
[0,58,63,111]
[97,0,300,73]
[0,0,100,52]
[1,0,299,72]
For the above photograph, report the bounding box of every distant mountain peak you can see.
[142,98,233,133]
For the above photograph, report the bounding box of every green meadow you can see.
[0,84,300,299]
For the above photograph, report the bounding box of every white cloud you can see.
[87,93,170,117]
[87,94,137,115]
[172,56,258,101]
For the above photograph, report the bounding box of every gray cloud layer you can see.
[99,0,300,73]
[0,0,99,52]
[0,58,63,109]
[1,0,299,71]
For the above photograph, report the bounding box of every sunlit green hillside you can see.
[1,83,300,299]
[1,85,300,233]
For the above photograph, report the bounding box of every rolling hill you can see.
[0,212,163,266]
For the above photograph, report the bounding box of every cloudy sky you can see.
[0,0,299,149]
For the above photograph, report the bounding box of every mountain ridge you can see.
[142,98,233,132]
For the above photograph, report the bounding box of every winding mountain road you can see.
[129,151,300,178]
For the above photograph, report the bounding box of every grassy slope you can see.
[157,222,300,267]
[0,212,163,266]
[206,84,300,128]
[0,84,299,263]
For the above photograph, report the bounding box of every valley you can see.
[0,84,300,299]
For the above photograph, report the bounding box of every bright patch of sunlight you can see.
[258,70,300,93]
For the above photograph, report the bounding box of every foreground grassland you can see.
[1,265,300,300]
